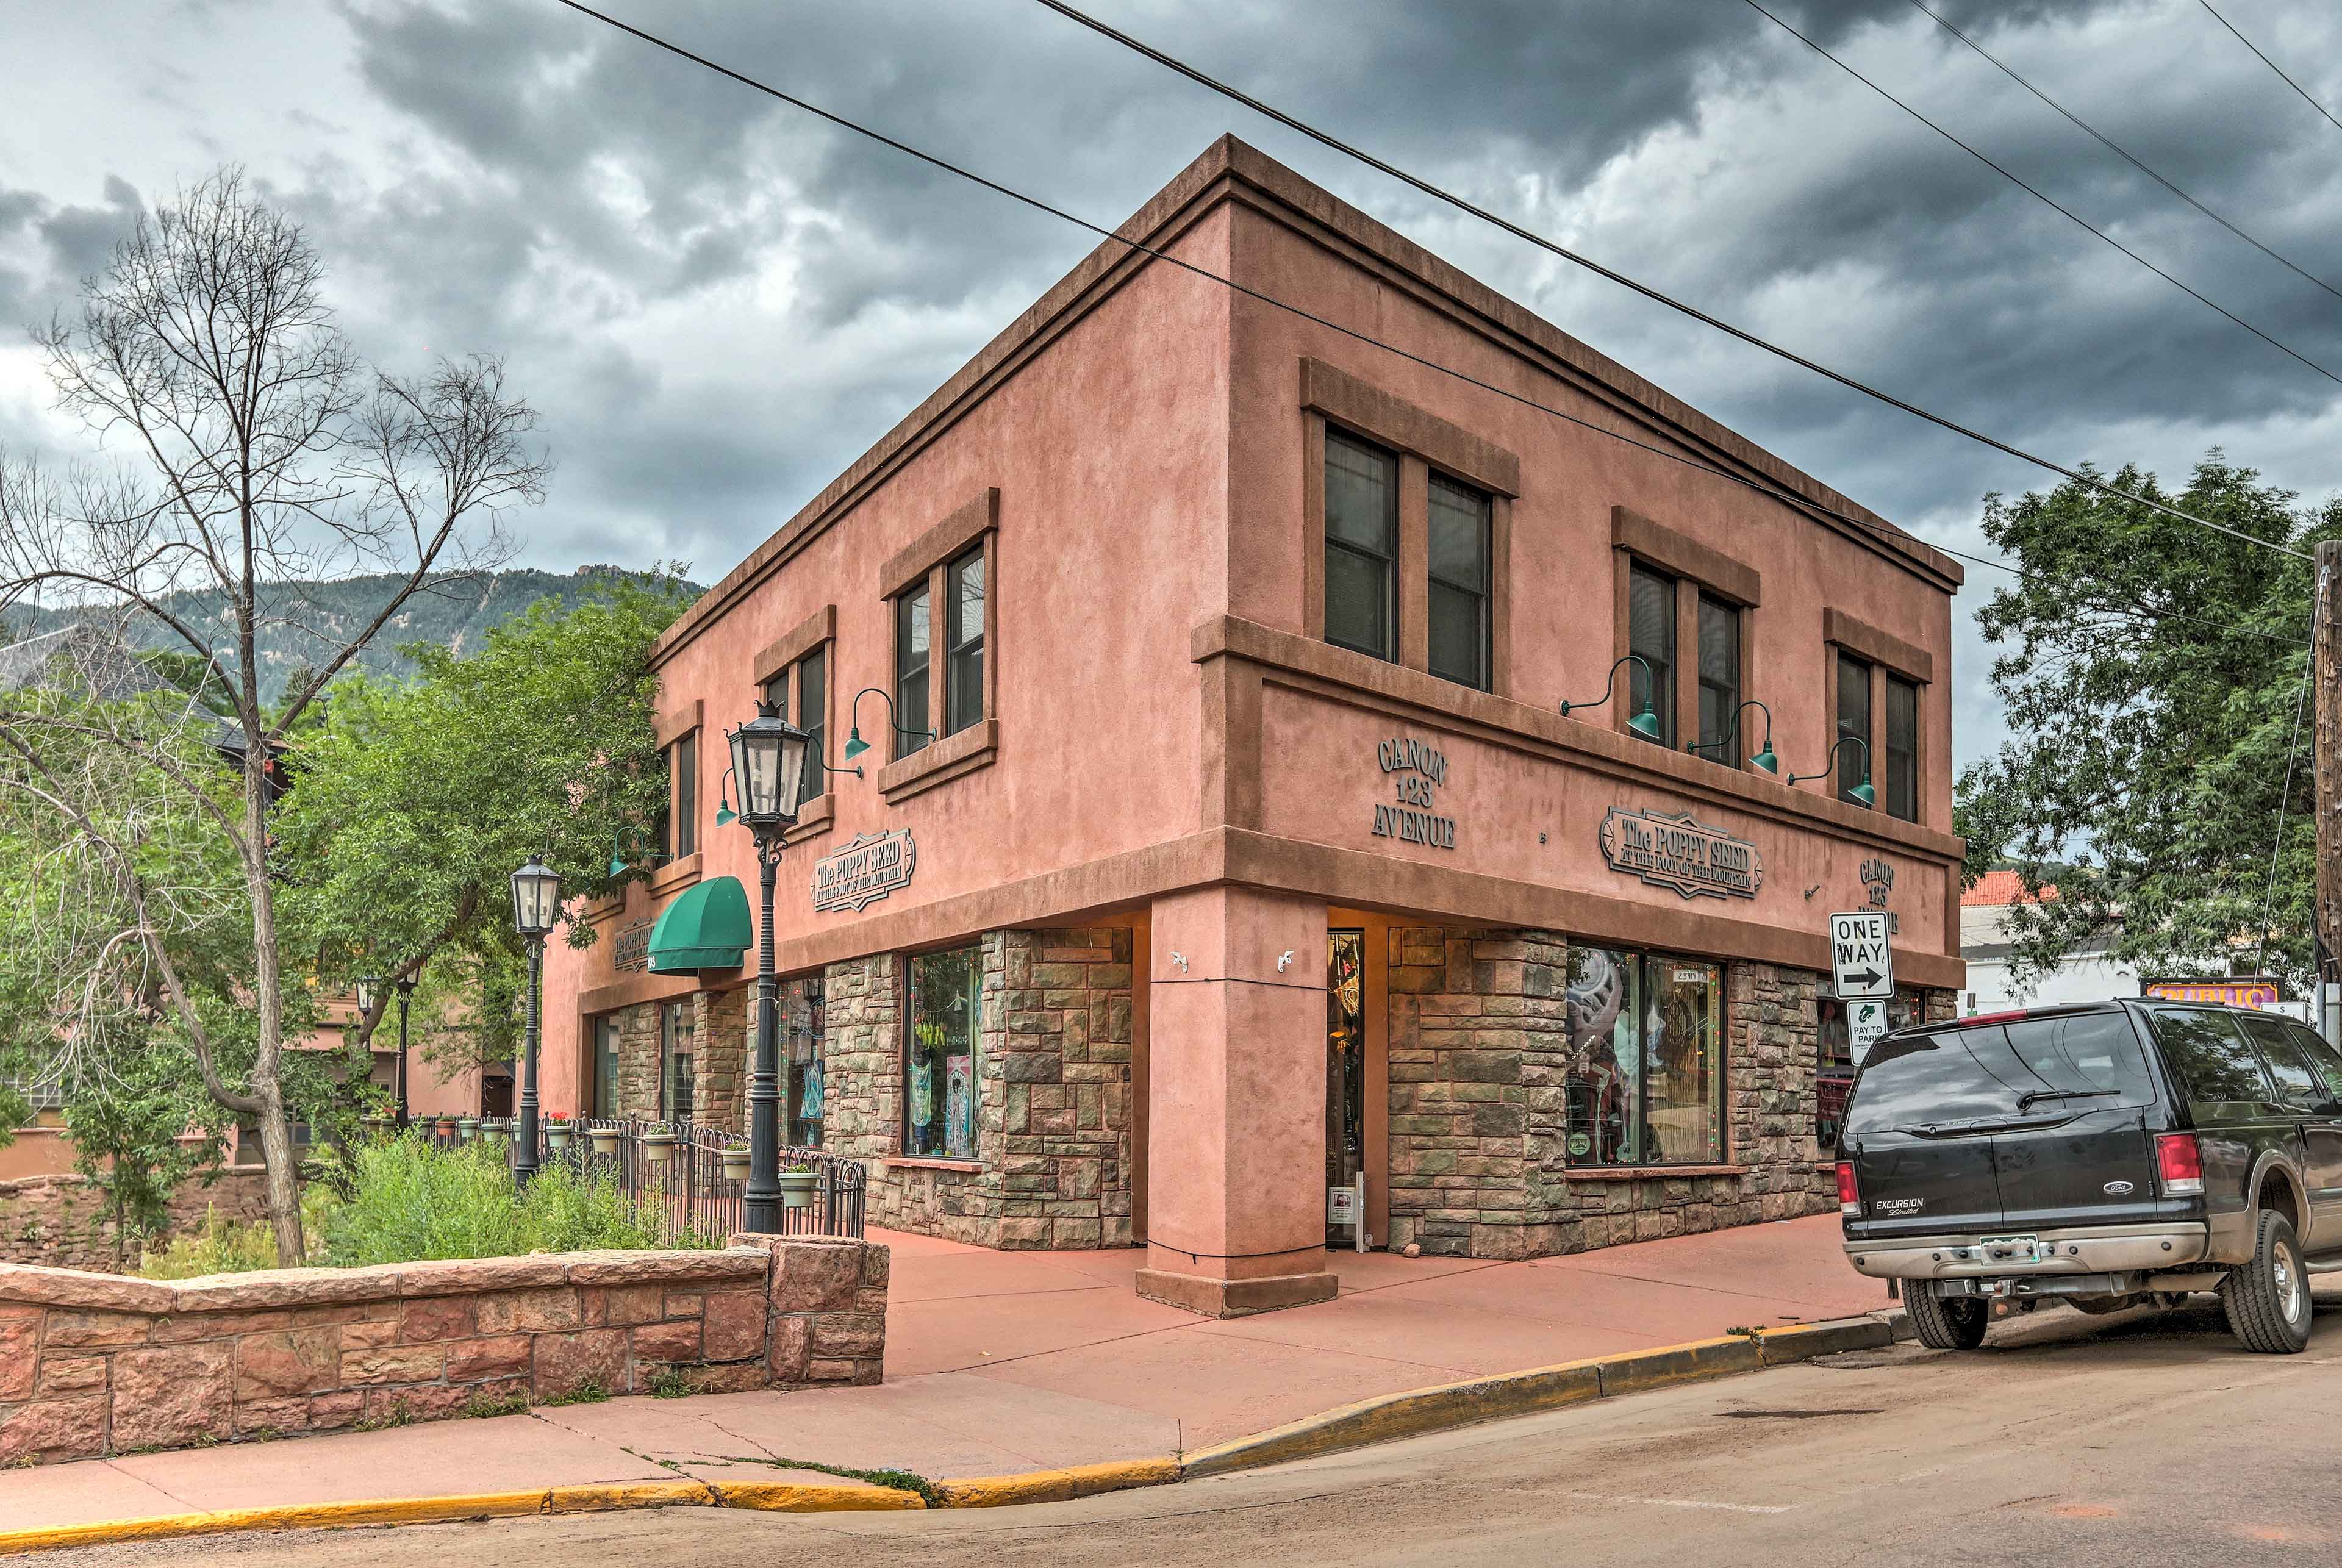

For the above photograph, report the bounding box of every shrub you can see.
[322,1133,721,1266]
[137,1188,338,1280]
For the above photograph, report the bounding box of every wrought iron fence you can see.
[525,1117,865,1240]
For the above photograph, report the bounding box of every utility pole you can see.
[2314,542,2342,1023]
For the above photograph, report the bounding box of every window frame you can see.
[668,731,697,861]
[1626,562,1678,750]
[1605,509,1762,757]
[1322,426,1401,664]
[1560,947,1728,1170]
[892,581,931,762]
[1883,673,1919,822]
[944,543,986,737]
[1835,651,1873,807]
[1695,590,1742,768]
[659,1000,696,1125]
[1300,360,1518,695]
[1426,471,1494,692]
[902,944,981,1160]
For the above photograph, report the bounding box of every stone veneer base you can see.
[1134,1267,1340,1319]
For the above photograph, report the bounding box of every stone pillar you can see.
[693,986,749,1133]
[1136,886,1335,1317]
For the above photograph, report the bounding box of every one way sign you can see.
[1830,911,1894,1000]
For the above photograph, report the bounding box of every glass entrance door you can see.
[1327,930,1366,1244]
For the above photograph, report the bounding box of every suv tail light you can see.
[2155,1132,2204,1197]
[1835,1161,1861,1217]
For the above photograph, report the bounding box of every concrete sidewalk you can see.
[0,1214,1882,1533]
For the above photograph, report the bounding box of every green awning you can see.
[648,875,750,973]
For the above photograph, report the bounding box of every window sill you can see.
[1558,1164,1742,1181]
[877,718,998,805]
[782,793,834,845]
[884,1156,983,1174]
[650,853,702,897]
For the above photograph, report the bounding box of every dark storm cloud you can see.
[6,0,2339,771]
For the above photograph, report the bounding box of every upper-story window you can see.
[1696,592,1741,767]
[1836,653,1872,806]
[763,645,829,808]
[945,544,985,737]
[893,581,931,761]
[1324,430,1398,663]
[666,731,697,859]
[1427,475,1492,691]
[1627,564,1676,748]
[1884,673,1918,822]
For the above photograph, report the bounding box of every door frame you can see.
[1330,907,1393,1250]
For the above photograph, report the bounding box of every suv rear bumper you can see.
[1845,1221,2210,1281]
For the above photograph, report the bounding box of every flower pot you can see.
[456,1117,479,1142]
[719,1151,751,1182]
[434,1118,457,1140]
[777,1170,820,1209]
[545,1125,573,1152]
[590,1129,622,1156]
[642,1134,677,1165]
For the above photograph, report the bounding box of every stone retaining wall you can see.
[0,1233,887,1467]
[0,1169,276,1273]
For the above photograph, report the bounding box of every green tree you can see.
[1955,454,2340,991]
[60,1038,226,1269]
[276,578,692,1063]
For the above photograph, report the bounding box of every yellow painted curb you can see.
[1753,1317,1894,1365]
[710,1480,927,1513]
[1588,1333,1763,1395]
[936,1456,1183,1508]
[543,1480,717,1513]
[0,1491,556,1556]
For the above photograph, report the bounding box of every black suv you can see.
[1838,1000,2342,1354]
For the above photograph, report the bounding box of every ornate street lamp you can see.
[510,854,564,1184]
[1558,655,1666,741]
[1789,735,1877,807]
[393,976,417,1130]
[726,703,812,1234]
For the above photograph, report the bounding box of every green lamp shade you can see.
[1850,777,1877,807]
[714,792,737,828]
[1627,704,1663,741]
[1750,746,1778,775]
[607,854,628,877]
[842,726,871,761]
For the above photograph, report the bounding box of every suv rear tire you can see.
[1907,1288,1989,1350]
[2219,1209,2313,1355]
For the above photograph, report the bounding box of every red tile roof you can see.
[1963,870,2058,907]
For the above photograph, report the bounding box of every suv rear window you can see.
[2146,1008,2280,1122]
[1846,1011,2155,1134]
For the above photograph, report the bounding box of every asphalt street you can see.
[42,1286,2342,1567]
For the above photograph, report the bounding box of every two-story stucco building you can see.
[539,137,1964,1318]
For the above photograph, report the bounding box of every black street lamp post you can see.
[725,702,812,1234]
[394,976,417,1129]
[510,854,564,1184]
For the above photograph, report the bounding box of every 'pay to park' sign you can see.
[1829,911,1894,1001]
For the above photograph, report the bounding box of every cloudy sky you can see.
[3,0,2339,771]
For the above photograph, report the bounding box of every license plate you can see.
[1978,1234,2042,1264]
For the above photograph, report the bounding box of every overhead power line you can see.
[1907,0,2342,306]
[2199,1,2342,137]
[546,0,2317,648]
[1022,0,2310,562]
[1740,0,2342,394]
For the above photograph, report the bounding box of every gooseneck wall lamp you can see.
[723,702,814,1236]
[1686,699,1780,776]
[1558,655,1665,741]
[839,687,935,765]
[1788,734,1876,807]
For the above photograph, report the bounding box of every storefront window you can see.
[660,1000,695,1123]
[784,975,826,1148]
[1563,947,1724,1167]
[905,947,979,1159]
[1817,996,1853,1151]
[592,1015,620,1118]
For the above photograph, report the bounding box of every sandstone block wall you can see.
[0,1170,275,1273]
[823,929,1136,1250]
[0,1235,887,1467]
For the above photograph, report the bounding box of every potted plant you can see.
[456,1115,480,1142]
[434,1114,457,1141]
[718,1139,751,1183]
[777,1160,820,1209]
[590,1123,622,1157]
[545,1112,573,1153]
[641,1123,678,1164]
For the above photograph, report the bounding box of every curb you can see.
[0,1311,1905,1556]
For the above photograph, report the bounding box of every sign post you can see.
[1831,911,1894,1067]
